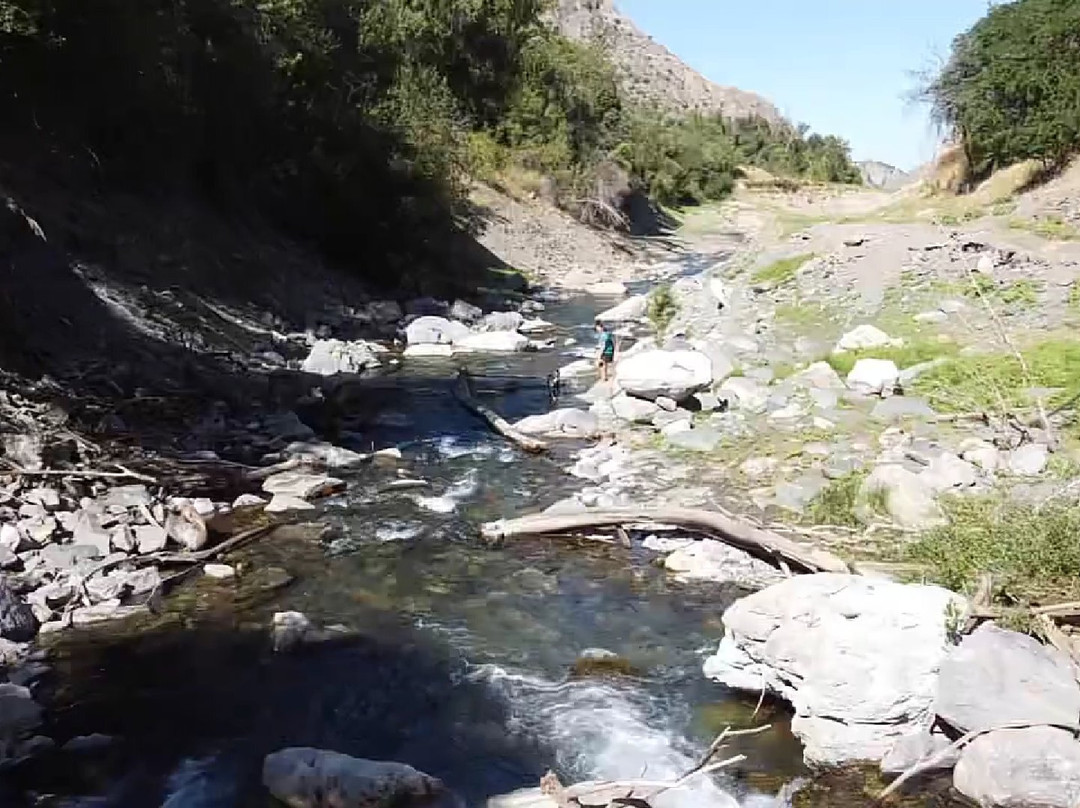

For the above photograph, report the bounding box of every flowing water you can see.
[11,292,809,808]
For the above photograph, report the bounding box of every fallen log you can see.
[481,507,850,574]
[453,371,548,454]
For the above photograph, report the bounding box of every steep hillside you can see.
[551,0,783,124]
[857,160,911,190]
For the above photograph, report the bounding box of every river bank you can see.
[3,175,1080,807]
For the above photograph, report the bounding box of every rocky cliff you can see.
[551,0,783,124]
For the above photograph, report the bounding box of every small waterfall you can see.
[471,665,771,808]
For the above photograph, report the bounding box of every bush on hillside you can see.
[924,0,1080,183]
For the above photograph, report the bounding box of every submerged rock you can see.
[262,747,444,808]
[703,573,965,766]
[570,648,641,679]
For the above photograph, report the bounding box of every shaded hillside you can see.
[551,0,783,124]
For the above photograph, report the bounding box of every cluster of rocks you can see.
[401,300,554,358]
[705,573,1080,807]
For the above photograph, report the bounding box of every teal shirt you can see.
[597,329,615,357]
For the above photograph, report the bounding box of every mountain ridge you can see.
[550,0,784,125]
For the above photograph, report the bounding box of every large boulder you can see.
[663,539,785,588]
[859,464,945,530]
[405,316,470,346]
[835,325,899,352]
[846,358,900,396]
[615,350,712,402]
[301,340,382,376]
[792,361,845,390]
[262,748,444,808]
[610,393,659,424]
[453,331,529,353]
[717,376,770,413]
[953,727,1080,808]
[596,294,648,323]
[935,623,1080,734]
[513,409,599,439]
[703,573,965,766]
[479,311,524,332]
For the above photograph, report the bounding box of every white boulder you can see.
[513,409,599,438]
[859,464,945,530]
[663,539,784,588]
[614,350,712,402]
[835,325,900,352]
[453,331,529,353]
[301,340,382,376]
[597,294,648,323]
[953,727,1080,808]
[846,358,900,396]
[703,573,965,766]
[405,316,470,346]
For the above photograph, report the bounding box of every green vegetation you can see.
[912,338,1080,413]
[826,339,957,377]
[1008,215,1080,241]
[751,253,815,287]
[0,0,863,285]
[774,300,837,332]
[806,473,865,528]
[1069,282,1080,312]
[646,284,679,337]
[962,275,1042,308]
[908,497,1080,600]
[924,0,1080,183]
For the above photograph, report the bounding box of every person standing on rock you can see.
[594,320,617,382]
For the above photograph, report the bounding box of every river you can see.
[9,290,809,808]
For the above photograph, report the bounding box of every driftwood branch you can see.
[481,507,850,574]
[454,370,548,454]
[3,463,157,483]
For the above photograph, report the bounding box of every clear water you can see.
[15,293,807,808]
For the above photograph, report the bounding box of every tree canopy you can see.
[925,0,1080,181]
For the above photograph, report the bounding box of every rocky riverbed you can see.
[4,178,1080,807]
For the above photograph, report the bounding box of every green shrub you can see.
[912,338,1080,413]
[806,473,866,528]
[826,339,957,377]
[751,253,815,287]
[908,497,1080,599]
[647,284,679,337]
[924,0,1080,181]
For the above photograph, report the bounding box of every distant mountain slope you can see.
[858,160,911,190]
[551,0,784,125]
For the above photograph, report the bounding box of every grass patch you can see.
[751,253,815,287]
[907,497,1080,600]
[775,299,837,333]
[963,274,1041,308]
[1069,282,1080,312]
[912,338,1080,413]
[826,339,958,377]
[806,473,865,528]
[1008,215,1080,241]
[646,284,679,337]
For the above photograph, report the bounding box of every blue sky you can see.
[617,0,990,170]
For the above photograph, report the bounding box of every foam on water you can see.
[471,665,772,808]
